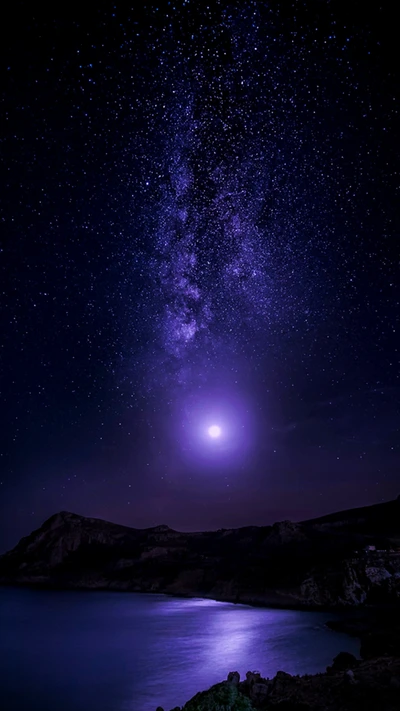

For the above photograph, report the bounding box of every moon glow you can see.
[208,425,222,438]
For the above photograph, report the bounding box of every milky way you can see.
[127,3,396,396]
[1,3,399,547]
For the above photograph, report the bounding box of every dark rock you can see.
[178,682,254,710]
[169,656,400,711]
[344,669,356,684]
[330,651,358,672]
[360,632,400,659]
[249,681,270,703]
[156,707,165,711]
[270,670,294,698]
[245,671,261,686]
[227,671,240,685]
[270,520,306,543]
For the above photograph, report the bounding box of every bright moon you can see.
[208,425,221,438]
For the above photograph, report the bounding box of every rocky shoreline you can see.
[154,611,400,710]
[2,500,400,709]
[158,653,400,710]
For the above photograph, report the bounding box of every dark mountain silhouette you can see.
[1,498,400,608]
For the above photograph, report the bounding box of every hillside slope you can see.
[1,499,400,608]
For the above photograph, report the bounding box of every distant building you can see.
[363,544,390,554]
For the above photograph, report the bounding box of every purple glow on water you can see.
[0,588,359,711]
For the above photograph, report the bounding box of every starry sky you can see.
[1,1,399,551]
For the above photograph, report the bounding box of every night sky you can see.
[1,2,399,552]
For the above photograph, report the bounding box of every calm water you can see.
[0,587,359,711]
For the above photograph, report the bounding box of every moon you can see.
[208,425,221,438]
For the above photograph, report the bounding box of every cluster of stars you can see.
[0,2,398,546]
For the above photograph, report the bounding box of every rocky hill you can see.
[1,499,400,608]
[304,496,400,536]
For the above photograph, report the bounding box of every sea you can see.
[0,587,360,711]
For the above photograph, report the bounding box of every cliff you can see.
[1,499,400,608]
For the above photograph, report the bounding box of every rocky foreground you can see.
[3,499,400,709]
[1,497,400,608]
[157,611,400,710]
[158,654,400,711]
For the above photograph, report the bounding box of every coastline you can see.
[154,605,400,710]
[4,584,400,710]
[4,580,396,655]
[2,580,385,657]
[0,578,384,615]
[160,655,400,711]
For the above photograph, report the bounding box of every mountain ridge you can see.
[1,497,400,609]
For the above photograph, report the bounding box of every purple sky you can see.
[0,2,399,551]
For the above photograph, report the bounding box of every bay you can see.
[0,587,359,711]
